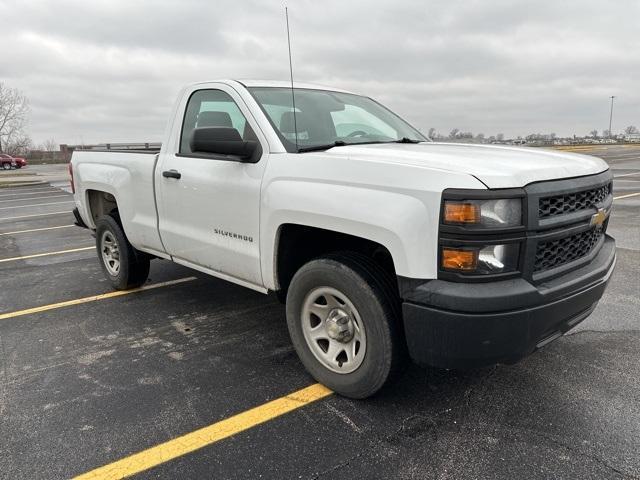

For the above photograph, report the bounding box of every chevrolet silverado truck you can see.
[71,80,616,398]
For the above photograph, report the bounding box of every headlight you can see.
[442,243,520,274]
[443,198,522,227]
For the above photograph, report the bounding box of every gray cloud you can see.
[1,0,638,144]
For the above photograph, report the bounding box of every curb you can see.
[0,180,48,188]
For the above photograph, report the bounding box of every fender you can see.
[259,160,486,290]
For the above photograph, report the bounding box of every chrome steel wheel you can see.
[301,286,367,374]
[100,230,120,276]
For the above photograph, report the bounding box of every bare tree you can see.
[449,128,460,139]
[625,125,639,135]
[603,129,611,138]
[0,82,30,153]
[427,127,437,139]
[496,133,504,142]
[590,129,598,138]
[4,134,32,156]
[43,138,58,160]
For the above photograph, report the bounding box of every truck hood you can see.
[323,142,608,189]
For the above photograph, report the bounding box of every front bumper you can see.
[401,235,616,369]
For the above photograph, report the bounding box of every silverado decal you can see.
[213,228,253,243]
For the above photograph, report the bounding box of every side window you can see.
[180,89,257,154]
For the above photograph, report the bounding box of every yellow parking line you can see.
[0,211,70,221]
[0,224,75,236]
[0,200,74,210]
[614,192,640,201]
[0,276,197,321]
[0,246,94,263]
[73,383,332,480]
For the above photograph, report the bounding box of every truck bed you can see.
[71,149,165,254]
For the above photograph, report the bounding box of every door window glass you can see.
[180,89,257,154]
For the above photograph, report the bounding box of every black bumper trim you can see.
[401,246,615,370]
[400,235,615,314]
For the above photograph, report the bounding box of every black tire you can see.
[2,163,10,170]
[286,252,403,399]
[95,213,150,290]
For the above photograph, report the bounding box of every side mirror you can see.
[190,127,259,162]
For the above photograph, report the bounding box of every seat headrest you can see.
[279,111,308,133]
[197,111,233,128]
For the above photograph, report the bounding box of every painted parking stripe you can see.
[614,172,640,178]
[613,192,640,201]
[0,194,70,203]
[0,185,54,192]
[0,187,58,194]
[0,246,94,264]
[0,190,61,198]
[0,276,197,321]
[73,383,332,480]
[0,200,74,210]
[0,211,71,221]
[0,224,75,236]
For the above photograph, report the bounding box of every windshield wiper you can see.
[297,141,347,153]
[297,138,420,153]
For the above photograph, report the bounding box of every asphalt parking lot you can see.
[1,145,639,480]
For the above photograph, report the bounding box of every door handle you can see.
[162,169,181,179]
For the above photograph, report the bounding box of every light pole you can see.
[608,96,615,139]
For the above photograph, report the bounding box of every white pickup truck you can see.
[71,80,616,398]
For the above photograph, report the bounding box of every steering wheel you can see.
[347,130,368,138]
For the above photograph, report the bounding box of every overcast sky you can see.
[1,0,638,145]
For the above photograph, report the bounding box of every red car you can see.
[0,153,27,169]
[12,156,27,168]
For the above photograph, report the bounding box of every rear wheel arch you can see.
[86,189,119,227]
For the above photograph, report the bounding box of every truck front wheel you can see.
[286,253,402,399]
[95,214,150,290]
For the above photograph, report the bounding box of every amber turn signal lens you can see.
[444,202,480,224]
[442,248,478,271]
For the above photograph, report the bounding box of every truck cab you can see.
[71,80,615,398]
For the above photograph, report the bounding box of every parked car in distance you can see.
[0,153,15,170]
[12,156,27,168]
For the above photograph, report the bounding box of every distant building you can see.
[624,133,640,142]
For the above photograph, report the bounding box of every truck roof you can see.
[188,79,356,95]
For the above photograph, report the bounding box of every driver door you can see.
[155,84,268,289]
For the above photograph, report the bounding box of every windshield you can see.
[248,87,427,153]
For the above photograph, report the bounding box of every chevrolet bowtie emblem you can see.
[590,208,609,228]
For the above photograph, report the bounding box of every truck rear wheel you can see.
[286,253,402,399]
[95,214,150,290]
